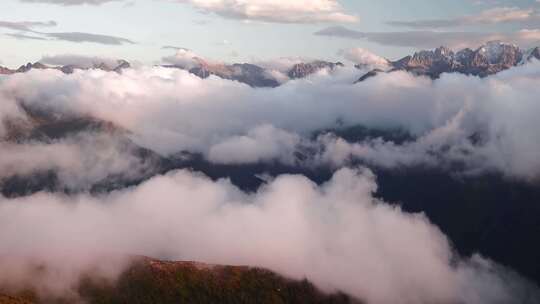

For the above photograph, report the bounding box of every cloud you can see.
[315,26,540,49]
[388,7,540,29]
[161,45,190,50]
[0,20,133,45]
[0,133,157,191]
[161,48,208,69]
[338,47,389,69]
[3,61,540,181]
[0,20,56,32]
[0,168,537,303]
[207,124,301,165]
[175,0,358,24]
[42,32,134,45]
[160,48,226,69]
[251,56,308,73]
[4,33,48,41]
[19,0,124,5]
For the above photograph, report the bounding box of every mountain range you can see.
[0,59,131,75]
[3,41,539,87]
[163,59,344,87]
[357,41,540,82]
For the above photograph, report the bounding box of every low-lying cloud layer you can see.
[3,59,540,180]
[1,168,537,303]
[0,133,155,190]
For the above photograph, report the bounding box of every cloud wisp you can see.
[387,6,540,29]
[42,32,135,45]
[0,20,57,32]
[0,19,134,45]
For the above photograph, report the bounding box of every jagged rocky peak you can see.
[466,41,522,76]
[92,59,131,72]
[357,41,535,82]
[476,41,521,65]
[187,62,280,88]
[287,60,344,79]
[114,59,131,72]
[16,62,49,73]
[408,46,454,67]
[391,55,412,69]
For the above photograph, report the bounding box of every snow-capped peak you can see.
[477,41,519,64]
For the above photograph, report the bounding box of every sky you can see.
[0,0,540,68]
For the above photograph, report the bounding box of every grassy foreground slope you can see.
[1,257,359,304]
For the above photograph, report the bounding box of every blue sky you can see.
[0,0,539,67]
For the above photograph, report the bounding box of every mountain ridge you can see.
[357,41,540,82]
[0,59,131,76]
[2,41,540,86]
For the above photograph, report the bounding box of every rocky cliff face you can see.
[188,62,280,88]
[401,42,523,78]
[172,59,344,87]
[16,62,48,73]
[287,61,344,79]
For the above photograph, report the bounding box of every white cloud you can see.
[207,124,301,164]
[315,26,540,49]
[161,48,208,69]
[339,47,390,69]
[0,20,57,32]
[3,60,540,180]
[252,56,307,73]
[387,7,540,28]
[177,0,358,24]
[0,133,156,190]
[0,168,536,303]
[43,32,134,45]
